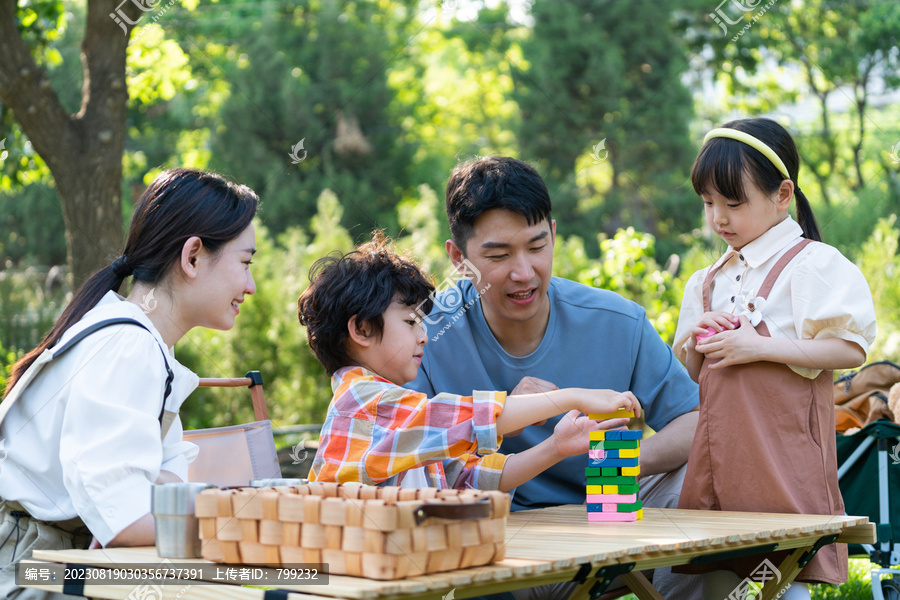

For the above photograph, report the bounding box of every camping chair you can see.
[182,370,282,487]
[837,420,900,600]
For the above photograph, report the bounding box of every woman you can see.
[0,168,258,598]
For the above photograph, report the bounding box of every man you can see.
[409,156,700,599]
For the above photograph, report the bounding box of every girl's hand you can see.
[697,314,763,368]
[550,410,611,458]
[692,311,739,346]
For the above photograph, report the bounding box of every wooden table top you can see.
[26,506,874,600]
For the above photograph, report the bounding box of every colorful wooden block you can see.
[590,440,640,450]
[616,484,639,495]
[587,509,643,522]
[586,494,637,503]
[587,503,639,513]
[604,430,644,441]
[588,449,608,459]
[617,448,640,459]
[585,475,638,486]
[588,409,634,420]
[588,457,639,468]
[621,466,640,476]
[616,501,643,512]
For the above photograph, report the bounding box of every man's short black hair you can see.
[445,156,552,253]
[297,232,434,375]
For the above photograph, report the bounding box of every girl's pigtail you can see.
[794,188,822,242]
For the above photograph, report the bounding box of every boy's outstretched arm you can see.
[497,410,608,492]
[496,389,641,435]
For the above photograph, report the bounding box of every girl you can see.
[672,118,876,600]
[0,168,258,598]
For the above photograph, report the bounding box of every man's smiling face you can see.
[449,208,555,332]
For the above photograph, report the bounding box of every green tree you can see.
[164,0,421,240]
[0,0,143,283]
[515,0,697,257]
[682,0,900,205]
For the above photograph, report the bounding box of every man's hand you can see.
[511,376,559,396]
[505,376,558,436]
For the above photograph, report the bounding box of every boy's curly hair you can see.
[298,231,435,375]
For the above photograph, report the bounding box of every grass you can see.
[616,559,886,600]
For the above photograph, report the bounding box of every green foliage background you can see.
[2,0,900,432]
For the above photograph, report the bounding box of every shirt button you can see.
[106,507,116,517]
[739,254,745,261]
[736,275,741,281]
[730,296,735,302]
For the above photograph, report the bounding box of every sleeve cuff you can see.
[472,390,506,455]
[80,476,153,547]
[814,326,870,355]
[471,452,508,490]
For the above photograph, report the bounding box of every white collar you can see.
[714,216,803,270]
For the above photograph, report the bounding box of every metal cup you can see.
[151,482,215,558]
[249,478,308,487]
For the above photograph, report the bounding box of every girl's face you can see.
[703,177,791,250]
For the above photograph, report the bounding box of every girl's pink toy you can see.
[696,327,716,340]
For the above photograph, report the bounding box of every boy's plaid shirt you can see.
[310,367,508,489]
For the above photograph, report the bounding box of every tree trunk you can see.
[852,65,872,192]
[0,0,137,284]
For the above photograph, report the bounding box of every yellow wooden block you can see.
[586,485,605,495]
[588,409,635,420]
[621,466,640,476]
[588,430,607,441]
[636,509,643,520]
[602,485,618,494]
[618,448,640,458]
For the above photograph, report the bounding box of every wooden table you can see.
[20,506,875,600]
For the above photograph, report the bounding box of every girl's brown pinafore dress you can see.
[675,239,848,584]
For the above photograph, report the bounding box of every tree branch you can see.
[0,0,76,172]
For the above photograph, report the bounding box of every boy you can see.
[298,232,641,490]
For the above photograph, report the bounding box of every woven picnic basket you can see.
[194,482,509,580]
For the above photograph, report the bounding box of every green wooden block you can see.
[602,467,618,476]
[616,484,639,494]
[586,475,639,486]
[616,501,643,512]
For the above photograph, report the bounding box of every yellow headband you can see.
[703,128,791,180]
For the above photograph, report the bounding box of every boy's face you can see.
[362,300,427,385]
[447,208,555,333]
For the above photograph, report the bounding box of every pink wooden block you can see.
[602,503,618,512]
[588,449,606,459]
[586,494,637,503]
[588,511,640,522]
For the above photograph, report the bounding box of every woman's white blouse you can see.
[674,217,877,379]
[0,291,199,546]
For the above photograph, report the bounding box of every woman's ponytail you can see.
[794,187,822,242]
[3,263,127,397]
[3,168,258,399]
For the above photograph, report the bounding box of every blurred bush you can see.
[3,188,898,428]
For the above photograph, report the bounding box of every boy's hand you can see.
[578,389,642,420]
[551,410,626,458]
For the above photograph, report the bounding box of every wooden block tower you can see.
[586,411,643,522]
